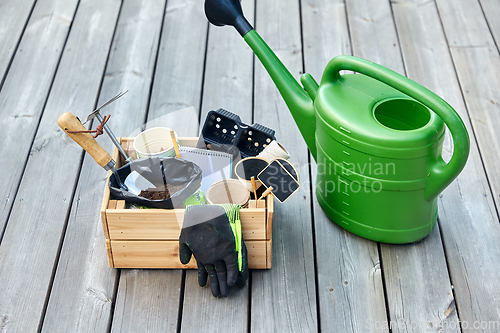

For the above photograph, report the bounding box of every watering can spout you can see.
[204,0,318,159]
[244,31,318,159]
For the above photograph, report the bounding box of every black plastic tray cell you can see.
[201,108,276,158]
[235,126,274,157]
[202,109,241,145]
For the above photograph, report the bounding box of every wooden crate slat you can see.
[266,192,274,241]
[105,239,115,268]
[111,240,267,269]
[106,207,267,241]
[266,239,272,269]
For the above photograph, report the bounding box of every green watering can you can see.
[204,0,470,243]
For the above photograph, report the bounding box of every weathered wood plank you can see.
[0,0,37,86]
[111,270,182,333]
[181,272,248,332]
[435,0,495,48]
[0,0,77,240]
[381,228,460,332]
[199,0,255,125]
[448,47,500,207]
[341,0,461,331]
[447,47,500,331]
[346,0,404,74]
[479,0,500,48]
[301,0,389,332]
[145,0,209,134]
[393,0,500,329]
[310,194,389,333]
[110,0,209,331]
[41,1,166,332]
[392,1,454,90]
[179,1,255,331]
[435,0,500,211]
[0,0,121,331]
[251,0,317,331]
[301,0,351,80]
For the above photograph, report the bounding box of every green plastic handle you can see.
[322,55,470,201]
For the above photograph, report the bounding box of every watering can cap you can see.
[205,0,253,36]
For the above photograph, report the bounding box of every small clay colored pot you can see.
[206,179,250,207]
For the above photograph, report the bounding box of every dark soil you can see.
[139,183,185,200]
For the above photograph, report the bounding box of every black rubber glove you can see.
[179,205,249,297]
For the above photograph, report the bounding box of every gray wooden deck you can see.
[1,0,500,332]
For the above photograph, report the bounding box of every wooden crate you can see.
[100,137,273,269]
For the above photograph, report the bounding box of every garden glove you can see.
[179,204,248,297]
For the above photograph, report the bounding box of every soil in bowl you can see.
[139,183,186,200]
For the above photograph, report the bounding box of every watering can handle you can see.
[322,55,470,200]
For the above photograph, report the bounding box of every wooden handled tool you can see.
[59,112,113,168]
[170,130,181,158]
[58,112,128,190]
[251,176,257,199]
[258,186,273,200]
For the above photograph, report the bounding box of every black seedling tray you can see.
[201,108,276,158]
